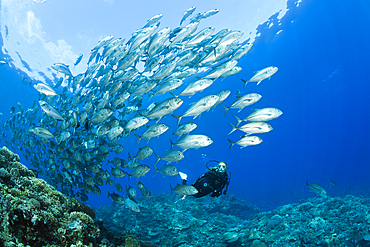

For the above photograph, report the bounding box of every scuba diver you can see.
[181,160,231,198]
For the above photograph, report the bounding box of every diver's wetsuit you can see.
[189,170,229,198]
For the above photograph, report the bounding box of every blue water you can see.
[0,0,369,212]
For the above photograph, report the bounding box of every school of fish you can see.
[0,7,282,212]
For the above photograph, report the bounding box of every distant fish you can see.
[202,9,219,19]
[0,61,7,66]
[327,179,337,188]
[328,179,337,185]
[74,53,83,68]
[180,6,196,26]
[306,181,328,199]
[51,63,73,77]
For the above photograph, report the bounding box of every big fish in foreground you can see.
[170,134,213,152]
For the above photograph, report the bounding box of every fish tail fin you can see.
[154,153,160,164]
[107,190,111,198]
[169,92,178,97]
[153,163,159,177]
[241,79,249,89]
[125,171,131,181]
[148,92,154,102]
[220,104,229,116]
[228,122,237,135]
[306,180,309,186]
[170,139,174,150]
[169,183,173,194]
[134,134,142,145]
[232,114,243,127]
[227,139,235,149]
[171,114,182,126]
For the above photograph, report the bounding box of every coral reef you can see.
[0,146,99,247]
[96,191,370,246]
[95,193,259,246]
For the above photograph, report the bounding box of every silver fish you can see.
[171,184,198,196]
[29,127,54,139]
[133,146,153,161]
[212,89,231,110]
[108,190,125,204]
[33,83,59,96]
[90,107,114,123]
[146,97,183,122]
[172,94,219,126]
[180,6,196,26]
[228,121,273,135]
[127,164,150,180]
[134,123,169,144]
[243,108,283,122]
[124,198,140,212]
[124,116,149,134]
[143,13,163,28]
[221,93,262,116]
[154,164,179,177]
[306,181,328,199]
[39,101,65,121]
[172,122,197,137]
[170,134,213,152]
[51,63,73,77]
[228,136,263,149]
[241,66,278,87]
[177,79,214,97]
[154,150,184,164]
[107,126,123,140]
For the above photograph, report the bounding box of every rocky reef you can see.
[0,146,99,246]
[3,145,370,247]
[96,190,370,246]
[95,193,259,246]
